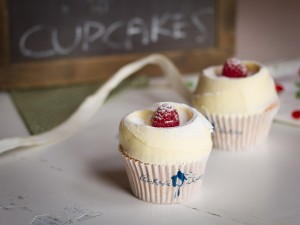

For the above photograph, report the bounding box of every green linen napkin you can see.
[9,76,148,135]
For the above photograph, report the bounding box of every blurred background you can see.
[236,0,300,63]
[1,0,300,135]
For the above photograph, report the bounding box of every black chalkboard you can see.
[0,0,236,89]
[8,0,216,62]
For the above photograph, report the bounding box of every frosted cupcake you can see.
[119,102,213,204]
[192,58,279,150]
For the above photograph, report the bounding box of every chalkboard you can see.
[0,0,236,89]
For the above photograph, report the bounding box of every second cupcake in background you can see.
[119,102,213,204]
[192,58,279,151]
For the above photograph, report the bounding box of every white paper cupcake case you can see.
[205,106,279,151]
[119,148,210,204]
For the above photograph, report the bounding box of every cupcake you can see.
[119,102,213,204]
[192,58,279,150]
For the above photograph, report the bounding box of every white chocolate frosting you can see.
[192,61,279,115]
[119,102,213,165]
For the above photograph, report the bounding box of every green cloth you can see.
[9,76,148,135]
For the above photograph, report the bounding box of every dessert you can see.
[119,102,213,204]
[192,58,279,150]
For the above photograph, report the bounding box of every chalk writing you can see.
[18,9,214,59]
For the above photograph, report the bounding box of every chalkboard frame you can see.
[0,0,236,89]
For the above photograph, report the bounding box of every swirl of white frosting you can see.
[119,102,213,165]
[192,61,279,115]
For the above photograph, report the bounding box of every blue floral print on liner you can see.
[139,172,203,187]
[171,170,187,198]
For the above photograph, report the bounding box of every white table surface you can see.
[0,82,300,225]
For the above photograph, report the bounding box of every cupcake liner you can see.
[119,147,210,204]
[205,106,279,151]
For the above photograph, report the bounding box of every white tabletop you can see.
[0,82,300,225]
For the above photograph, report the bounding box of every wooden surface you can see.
[0,0,235,89]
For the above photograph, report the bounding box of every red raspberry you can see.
[275,83,284,93]
[222,58,247,78]
[151,103,180,128]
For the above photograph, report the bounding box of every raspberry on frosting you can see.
[222,58,247,78]
[151,103,180,128]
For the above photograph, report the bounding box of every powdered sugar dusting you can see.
[154,104,177,119]
[222,58,247,78]
[122,102,213,140]
[119,102,213,164]
[152,103,180,127]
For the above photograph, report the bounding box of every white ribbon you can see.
[0,54,192,154]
